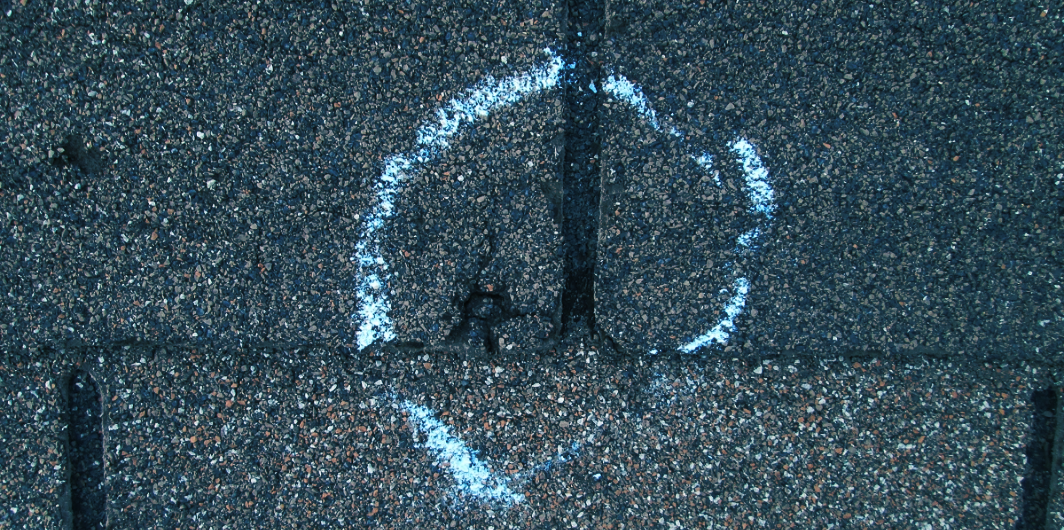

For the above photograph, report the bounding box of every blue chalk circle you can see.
[353,48,777,355]
[391,391,584,509]
[395,396,525,505]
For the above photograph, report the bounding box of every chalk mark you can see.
[393,393,582,508]
[601,75,777,354]
[353,49,566,350]
[355,55,777,355]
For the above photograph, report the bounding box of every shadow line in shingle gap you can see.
[65,369,106,530]
[560,0,604,333]
[1016,387,1058,530]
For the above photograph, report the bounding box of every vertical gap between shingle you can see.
[67,369,106,530]
[561,0,605,336]
[1016,387,1058,530]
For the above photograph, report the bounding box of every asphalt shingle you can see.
[597,0,1063,361]
[1,0,1062,527]
[42,344,1056,528]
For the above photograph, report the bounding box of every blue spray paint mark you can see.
[354,54,777,354]
[353,50,565,350]
[601,75,777,353]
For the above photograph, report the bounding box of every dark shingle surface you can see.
[0,351,67,528]
[597,0,1063,361]
[0,0,563,355]
[10,344,1048,528]
[1,0,1062,528]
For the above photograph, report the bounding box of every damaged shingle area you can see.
[380,77,566,357]
[444,234,549,354]
[372,0,610,359]
[52,134,106,177]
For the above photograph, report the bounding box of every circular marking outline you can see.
[352,50,565,350]
[599,75,776,353]
[353,49,777,354]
